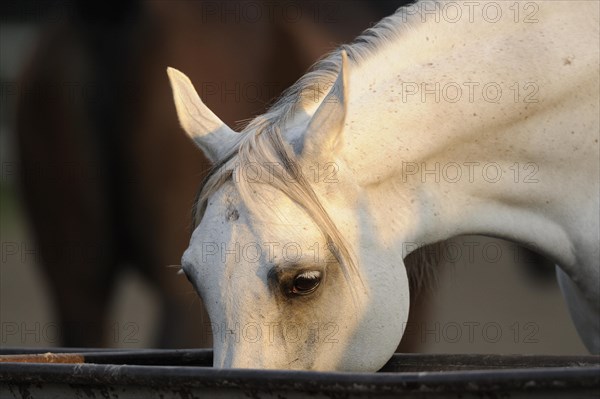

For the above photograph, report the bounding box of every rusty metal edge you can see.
[1,348,598,369]
[1,361,599,394]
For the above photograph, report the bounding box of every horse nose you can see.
[213,339,273,369]
[214,347,262,369]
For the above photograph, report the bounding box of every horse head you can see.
[167,53,409,371]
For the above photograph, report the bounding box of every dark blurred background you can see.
[0,0,586,354]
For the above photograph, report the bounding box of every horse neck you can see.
[337,1,599,271]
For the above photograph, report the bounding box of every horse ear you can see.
[167,67,238,163]
[301,50,349,159]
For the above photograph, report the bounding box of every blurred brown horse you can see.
[16,1,419,348]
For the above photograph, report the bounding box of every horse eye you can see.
[291,270,322,295]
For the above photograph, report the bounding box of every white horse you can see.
[168,1,599,371]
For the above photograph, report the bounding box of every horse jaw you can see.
[334,216,411,371]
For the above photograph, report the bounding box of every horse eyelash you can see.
[298,270,321,279]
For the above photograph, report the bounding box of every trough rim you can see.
[1,349,599,394]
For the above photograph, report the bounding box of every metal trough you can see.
[1,348,598,398]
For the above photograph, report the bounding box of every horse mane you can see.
[192,0,439,296]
